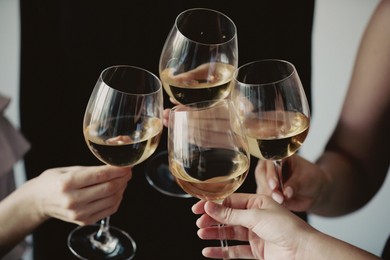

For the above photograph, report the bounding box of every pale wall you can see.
[1,0,389,257]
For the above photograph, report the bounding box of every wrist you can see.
[295,225,323,260]
[307,162,333,215]
[20,178,50,224]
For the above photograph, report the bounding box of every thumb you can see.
[204,201,260,230]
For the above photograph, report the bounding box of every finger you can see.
[222,193,259,209]
[205,195,276,227]
[256,160,286,204]
[196,213,220,228]
[83,196,123,224]
[163,108,170,127]
[74,203,120,226]
[64,165,132,189]
[264,160,280,191]
[66,174,129,206]
[271,190,285,204]
[201,247,224,259]
[198,225,249,241]
[228,245,255,259]
[255,160,281,195]
[65,187,125,225]
[202,245,254,259]
[192,200,207,215]
[283,185,294,200]
[169,97,180,105]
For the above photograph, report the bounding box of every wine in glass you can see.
[68,65,163,259]
[145,8,238,197]
[231,59,310,192]
[168,99,250,260]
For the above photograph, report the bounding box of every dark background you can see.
[19,1,314,259]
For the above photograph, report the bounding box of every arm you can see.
[0,165,131,257]
[310,0,390,215]
[257,0,390,216]
[193,193,380,259]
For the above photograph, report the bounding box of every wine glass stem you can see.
[215,200,230,260]
[96,217,111,239]
[218,224,230,260]
[273,159,284,192]
[89,216,119,253]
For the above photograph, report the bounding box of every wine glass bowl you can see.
[168,100,250,201]
[146,8,238,197]
[231,59,310,191]
[145,150,192,198]
[68,65,163,260]
[83,66,163,167]
[168,99,250,259]
[159,8,238,106]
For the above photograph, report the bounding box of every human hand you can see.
[192,193,314,259]
[163,107,170,127]
[162,62,226,127]
[255,155,327,212]
[166,63,222,87]
[162,97,180,127]
[28,165,132,225]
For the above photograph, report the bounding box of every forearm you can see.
[0,179,48,257]
[309,150,373,216]
[309,0,390,216]
[300,229,380,260]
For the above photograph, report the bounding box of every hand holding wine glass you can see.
[145,8,238,197]
[168,99,250,260]
[68,65,163,260]
[231,59,310,196]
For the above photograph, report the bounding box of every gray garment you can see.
[0,95,30,179]
[0,95,31,259]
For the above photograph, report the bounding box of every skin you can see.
[257,0,390,217]
[191,0,389,259]
[0,165,132,257]
[162,2,389,258]
[192,194,380,260]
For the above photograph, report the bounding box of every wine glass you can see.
[231,59,310,192]
[68,65,163,260]
[168,99,250,260]
[145,8,238,197]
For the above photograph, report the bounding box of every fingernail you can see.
[284,186,293,199]
[272,192,284,204]
[268,179,277,190]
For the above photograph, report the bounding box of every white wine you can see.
[170,148,249,201]
[85,116,163,166]
[160,63,235,105]
[243,111,310,160]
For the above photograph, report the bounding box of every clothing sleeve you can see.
[0,95,30,178]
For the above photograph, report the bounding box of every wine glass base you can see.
[145,150,192,198]
[68,224,136,260]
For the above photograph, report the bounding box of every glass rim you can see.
[170,99,232,113]
[100,64,162,96]
[169,99,247,133]
[233,59,297,86]
[174,8,237,46]
[168,98,249,155]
